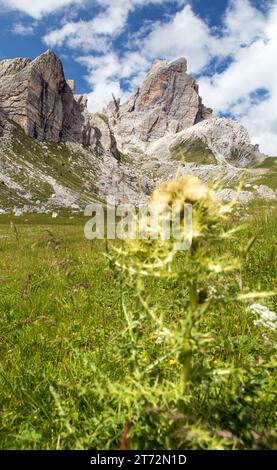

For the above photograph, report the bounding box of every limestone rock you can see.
[0,50,65,141]
[62,85,119,159]
[147,117,265,167]
[0,50,272,211]
[216,188,254,204]
[107,58,212,147]
[255,184,276,200]
[0,112,4,137]
[0,58,32,78]
[216,185,276,204]
[0,50,119,158]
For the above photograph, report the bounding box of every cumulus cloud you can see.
[11,22,36,36]
[78,52,150,110]
[44,1,131,53]
[215,0,267,56]
[0,0,83,19]
[44,1,182,52]
[140,4,213,73]
[3,0,276,154]
[198,1,277,154]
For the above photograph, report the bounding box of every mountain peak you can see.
[0,50,273,212]
[0,50,118,158]
[107,55,212,145]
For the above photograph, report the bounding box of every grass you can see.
[118,152,134,165]
[0,121,100,209]
[255,156,277,169]
[252,157,277,190]
[170,139,217,164]
[0,201,276,450]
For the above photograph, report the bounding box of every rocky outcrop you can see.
[0,112,4,137]
[0,51,264,166]
[0,50,119,158]
[0,51,64,141]
[62,81,119,159]
[0,50,271,212]
[107,58,212,148]
[147,117,265,167]
[0,58,32,78]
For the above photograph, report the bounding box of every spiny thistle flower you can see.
[150,175,210,209]
[104,174,275,450]
[112,175,235,276]
[150,175,222,242]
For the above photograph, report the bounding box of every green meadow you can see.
[0,200,276,450]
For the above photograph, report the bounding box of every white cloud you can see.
[140,4,213,73]
[44,1,130,53]
[43,1,181,52]
[198,0,277,154]
[11,22,36,36]
[78,52,149,110]
[4,0,276,154]
[0,0,83,19]
[216,0,267,55]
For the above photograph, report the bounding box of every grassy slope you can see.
[0,202,276,450]
[253,157,277,189]
[0,122,100,209]
[170,139,217,165]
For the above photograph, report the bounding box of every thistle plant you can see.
[106,175,253,449]
[0,176,275,450]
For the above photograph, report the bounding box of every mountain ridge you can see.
[0,50,275,212]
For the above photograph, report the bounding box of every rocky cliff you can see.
[0,52,65,141]
[147,117,264,167]
[0,50,263,165]
[0,50,274,212]
[0,50,118,159]
[107,58,213,149]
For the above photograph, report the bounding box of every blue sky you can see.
[0,0,276,154]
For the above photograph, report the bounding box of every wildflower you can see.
[149,175,221,243]
[168,359,177,366]
[247,303,277,330]
[150,175,210,210]
[208,263,222,273]
[154,328,170,345]
[112,174,232,276]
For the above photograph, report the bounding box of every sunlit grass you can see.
[0,198,276,449]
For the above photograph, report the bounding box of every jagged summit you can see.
[0,49,118,158]
[107,57,213,147]
[143,57,188,84]
[0,57,32,78]
[0,50,273,212]
[0,49,261,163]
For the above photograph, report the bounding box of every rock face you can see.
[0,50,271,212]
[62,80,119,158]
[0,57,32,78]
[0,51,64,141]
[0,50,264,167]
[147,117,265,167]
[0,50,118,158]
[0,112,4,137]
[107,58,212,148]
